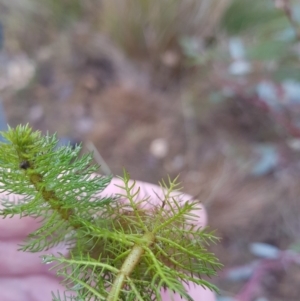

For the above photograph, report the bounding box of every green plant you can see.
[220,0,300,80]
[0,124,221,301]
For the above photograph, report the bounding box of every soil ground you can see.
[2,32,300,301]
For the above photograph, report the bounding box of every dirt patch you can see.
[2,31,300,301]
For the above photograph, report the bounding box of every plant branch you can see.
[107,231,155,301]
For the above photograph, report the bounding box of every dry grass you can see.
[100,0,231,60]
[0,0,231,64]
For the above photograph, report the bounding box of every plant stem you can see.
[107,231,155,301]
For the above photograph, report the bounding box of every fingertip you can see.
[103,178,208,227]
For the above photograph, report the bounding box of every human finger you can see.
[103,178,215,301]
[0,275,65,301]
[0,192,40,239]
[102,177,208,228]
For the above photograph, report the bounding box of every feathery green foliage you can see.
[0,124,221,301]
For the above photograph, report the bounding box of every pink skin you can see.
[0,178,216,301]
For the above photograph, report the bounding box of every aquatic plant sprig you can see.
[0,124,221,301]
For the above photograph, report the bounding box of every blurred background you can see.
[1,0,300,300]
